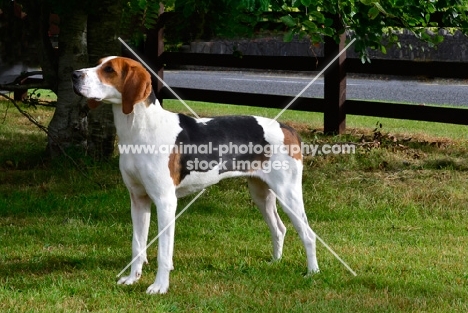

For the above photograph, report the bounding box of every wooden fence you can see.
[132,10,468,134]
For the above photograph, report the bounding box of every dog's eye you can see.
[103,66,114,73]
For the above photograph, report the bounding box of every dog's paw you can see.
[305,268,320,277]
[146,282,169,295]
[117,273,141,285]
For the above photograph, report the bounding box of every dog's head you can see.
[72,56,152,114]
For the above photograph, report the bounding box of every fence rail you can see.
[162,52,468,78]
[161,87,468,126]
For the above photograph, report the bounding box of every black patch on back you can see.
[174,115,270,181]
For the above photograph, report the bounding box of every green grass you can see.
[1,99,468,312]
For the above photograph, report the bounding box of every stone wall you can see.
[187,30,468,62]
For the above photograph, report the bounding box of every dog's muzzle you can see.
[71,70,85,96]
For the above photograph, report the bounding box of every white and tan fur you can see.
[72,56,319,294]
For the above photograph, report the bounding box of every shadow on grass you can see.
[0,254,129,284]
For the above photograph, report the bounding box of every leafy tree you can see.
[275,0,468,62]
[126,0,468,62]
[124,0,468,62]
[172,0,270,40]
[0,0,123,157]
[121,0,165,46]
[123,0,273,45]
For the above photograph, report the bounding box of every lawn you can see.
[0,98,467,312]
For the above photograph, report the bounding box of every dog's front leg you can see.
[117,193,151,285]
[146,194,177,295]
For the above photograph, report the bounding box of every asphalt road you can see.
[164,70,468,107]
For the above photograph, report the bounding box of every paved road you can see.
[164,70,468,107]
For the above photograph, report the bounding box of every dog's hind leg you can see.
[265,160,319,274]
[248,177,287,261]
[117,193,152,285]
[272,182,319,274]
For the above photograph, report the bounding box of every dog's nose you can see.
[71,70,83,82]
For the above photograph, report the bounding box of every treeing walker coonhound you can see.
[71,56,319,294]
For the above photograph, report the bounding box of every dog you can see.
[72,56,319,294]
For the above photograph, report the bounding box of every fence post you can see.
[324,27,347,134]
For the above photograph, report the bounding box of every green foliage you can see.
[121,0,274,46]
[171,0,272,41]
[141,0,468,59]
[121,0,164,46]
[277,0,468,62]
[4,0,468,66]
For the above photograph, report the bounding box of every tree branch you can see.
[0,92,49,134]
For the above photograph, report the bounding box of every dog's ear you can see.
[88,99,102,110]
[121,65,152,115]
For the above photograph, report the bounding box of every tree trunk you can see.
[47,10,89,157]
[86,1,122,158]
[23,0,58,92]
